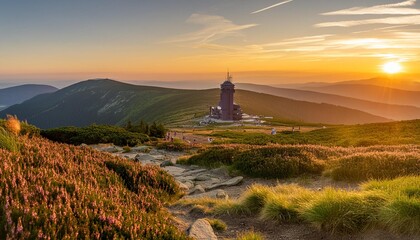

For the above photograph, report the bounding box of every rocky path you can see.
[91,144,411,240]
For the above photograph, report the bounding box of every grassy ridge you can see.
[0,135,187,239]
[210,119,420,146]
[178,177,420,235]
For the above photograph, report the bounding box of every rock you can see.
[206,176,243,190]
[131,146,151,153]
[182,169,207,176]
[160,160,174,167]
[195,174,212,181]
[188,219,218,240]
[135,154,156,161]
[209,167,230,178]
[183,181,195,189]
[163,166,186,176]
[176,176,196,182]
[103,146,119,153]
[80,143,88,147]
[186,189,228,200]
[177,181,190,192]
[189,185,205,195]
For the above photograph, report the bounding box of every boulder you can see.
[188,219,218,240]
[206,176,243,190]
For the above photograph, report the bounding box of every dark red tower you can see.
[219,72,235,121]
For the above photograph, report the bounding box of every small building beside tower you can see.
[210,72,242,121]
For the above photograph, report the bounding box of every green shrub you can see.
[234,147,325,178]
[0,127,19,152]
[41,125,149,146]
[182,147,238,168]
[205,218,227,231]
[156,139,190,151]
[379,196,420,235]
[329,153,420,181]
[300,189,383,233]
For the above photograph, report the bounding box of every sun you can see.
[382,61,402,74]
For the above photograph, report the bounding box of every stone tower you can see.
[219,72,235,121]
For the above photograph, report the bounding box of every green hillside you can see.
[210,119,420,146]
[0,79,389,129]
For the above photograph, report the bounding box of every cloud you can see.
[165,14,257,44]
[316,15,420,27]
[322,0,420,15]
[251,0,294,14]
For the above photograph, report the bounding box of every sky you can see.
[1,0,420,87]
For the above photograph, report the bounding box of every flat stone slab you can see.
[188,219,218,240]
[163,166,186,176]
[185,189,228,200]
[205,176,243,190]
[181,169,207,176]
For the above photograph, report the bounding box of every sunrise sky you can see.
[1,0,420,85]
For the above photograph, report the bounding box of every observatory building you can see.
[210,72,242,121]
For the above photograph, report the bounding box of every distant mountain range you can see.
[237,83,420,121]
[0,84,58,111]
[301,84,420,107]
[0,79,389,128]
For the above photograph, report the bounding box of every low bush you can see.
[156,139,190,151]
[41,125,149,146]
[234,147,325,178]
[328,152,420,181]
[182,147,239,168]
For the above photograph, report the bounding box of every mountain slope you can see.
[0,84,58,110]
[237,83,420,121]
[0,79,389,128]
[301,84,420,107]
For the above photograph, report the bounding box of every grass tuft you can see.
[236,230,265,240]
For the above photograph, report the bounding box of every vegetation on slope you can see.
[211,119,420,146]
[0,79,389,128]
[41,125,150,146]
[181,144,420,181]
[0,125,187,239]
[178,177,420,235]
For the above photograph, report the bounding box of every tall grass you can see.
[178,177,420,235]
[328,152,420,181]
[0,127,19,152]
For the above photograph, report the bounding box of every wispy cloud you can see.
[165,14,257,44]
[251,0,294,14]
[316,15,420,27]
[323,0,419,15]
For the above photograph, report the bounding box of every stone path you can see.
[91,144,244,200]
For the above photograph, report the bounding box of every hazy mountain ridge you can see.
[0,84,58,110]
[0,79,389,128]
[237,83,420,121]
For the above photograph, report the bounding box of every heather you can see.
[0,135,187,239]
